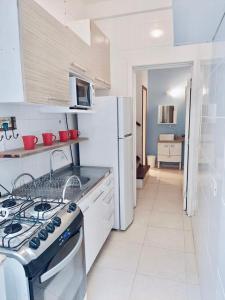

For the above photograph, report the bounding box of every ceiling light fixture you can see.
[167,86,185,98]
[150,29,164,38]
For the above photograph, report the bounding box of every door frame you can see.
[141,85,148,166]
[133,62,195,215]
[183,79,192,211]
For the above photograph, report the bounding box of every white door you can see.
[183,79,192,210]
[118,135,134,230]
[118,97,133,137]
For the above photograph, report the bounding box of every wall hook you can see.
[12,129,19,139]
[4,129,12,141]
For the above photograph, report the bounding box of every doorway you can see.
[134,63,193,214]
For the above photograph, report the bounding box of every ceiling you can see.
[82,0,111,3]
[96,9,173,51]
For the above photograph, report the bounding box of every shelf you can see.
[0,138,88,158]
[40,106,95,114]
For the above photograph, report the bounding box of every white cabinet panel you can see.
[91,22,111,89]
[158,143,170,156]
[169,143,182,156]
[157,142,182,169]
[78,174,114,273]
[0,1,111,105]
[19,0,70,105]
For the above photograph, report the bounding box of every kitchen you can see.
[0,0,225,300]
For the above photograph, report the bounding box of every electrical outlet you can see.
[0,117,17,131]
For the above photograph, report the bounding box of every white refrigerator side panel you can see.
[118,97,133,137]
[118,136,134,230]
[78,97,121,229]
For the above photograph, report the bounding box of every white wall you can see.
[0,104,74,193]
[96,12,212,217]
[192,21,225,299]
[136,70,148,164]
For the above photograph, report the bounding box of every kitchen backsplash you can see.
[0,104,75,193]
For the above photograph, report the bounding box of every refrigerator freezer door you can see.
[118,135,134,230]
[118,97,133,138]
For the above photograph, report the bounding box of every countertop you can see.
[13,165,112,203]
[158,137,185,143]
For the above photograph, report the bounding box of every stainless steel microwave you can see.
[69,75,94,109]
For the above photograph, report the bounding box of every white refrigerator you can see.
[78,96,134,230]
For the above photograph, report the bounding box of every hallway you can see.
[87,168,201,300]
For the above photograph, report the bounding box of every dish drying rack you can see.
[10,173,86,201]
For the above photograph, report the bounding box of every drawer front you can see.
[169,143,182,156]
[158,143,170,155]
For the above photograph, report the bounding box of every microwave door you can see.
[76,79,91,108]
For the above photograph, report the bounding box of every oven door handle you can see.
[40,228,83,283]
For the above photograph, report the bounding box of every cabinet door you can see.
[91,22,111,89]
[19,0,70,106]
[158,143,170,156]
[169,143,182,156]
[67,28,93,80]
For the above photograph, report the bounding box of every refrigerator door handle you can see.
[119,133,133,140]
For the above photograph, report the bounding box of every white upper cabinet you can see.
[0,0,70,105]
[0,0,111,106]
[90,22,111,89]
[173,0,225,45]
[20,0,70,105]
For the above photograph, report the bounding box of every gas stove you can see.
[0,194,76,254]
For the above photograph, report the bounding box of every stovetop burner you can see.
[2,199,17,208]
[4,223,22,235]
[34,203,51,212]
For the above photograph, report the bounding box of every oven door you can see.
[29,227,86,300]
[76,78,92,108]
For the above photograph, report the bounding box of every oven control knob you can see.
[68,203,77,213]
[29,237,40,250]
[38,229,48,241]
[53,216,61,227]
[46,222,55,233]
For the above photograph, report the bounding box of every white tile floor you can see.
[87,168,201,300]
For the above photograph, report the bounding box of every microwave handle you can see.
[40,228,83,283]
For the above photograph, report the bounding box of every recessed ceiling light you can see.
[167,86,185,98]
[150,29,164,38]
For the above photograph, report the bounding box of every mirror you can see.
[158,105,177,124]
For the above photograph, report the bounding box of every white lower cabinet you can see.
[157,142,182,169]
[78,174,114,273]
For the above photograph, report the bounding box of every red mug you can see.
[22,135,38,150]
[59,131,69,142]
[42,132,56,146]
[69,129,80,140]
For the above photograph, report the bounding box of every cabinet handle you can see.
[103,196,113,205]
[93,191,104,203]
[83,206,89,213]
[71,62,87,73]
[95,76,106,83]
[106,180,112,187]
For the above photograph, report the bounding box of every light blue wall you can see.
[147,67,191,156]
